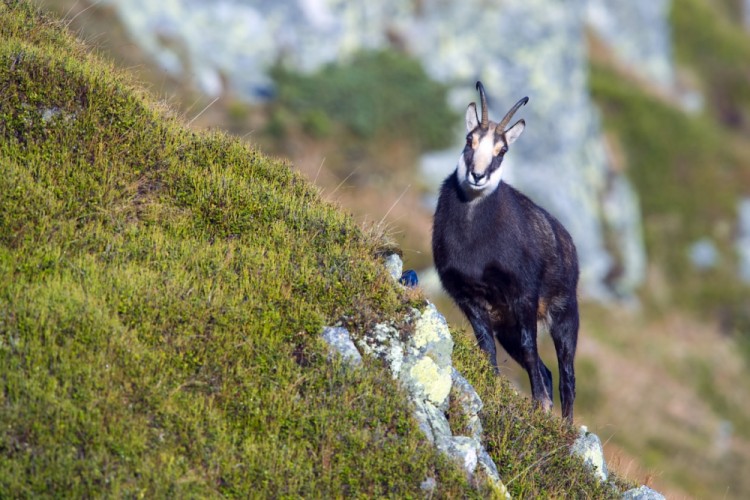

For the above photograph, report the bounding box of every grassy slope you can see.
[0,2,619,497]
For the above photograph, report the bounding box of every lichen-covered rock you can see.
[399,303,454,409]
[621,485,666,500]
[383,253,403,282]
[403,356,452,407]
[478,447,500,480]
[411,303,454,361]
[571,425,608,482]
[320,326,362,367]
[452,368,483,415]
[356,322,404,378]
[436,436,479,475]
[478,448,511,499]
[451,368,484,441]
[325,293,507,494]
[413,399,451,445]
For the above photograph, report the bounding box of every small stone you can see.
[437,436,479,476]
[383,253,403,282]
[621,485,666,500]
[420,477,437,493]
[452,368,483,415]
[320,327,362,367]
[571,425,608,482]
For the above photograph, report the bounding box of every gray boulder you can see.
[320,326,362,367]
[571,425,608,482]
[622,485,666,500]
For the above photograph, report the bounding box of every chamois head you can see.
[457,81,528,198]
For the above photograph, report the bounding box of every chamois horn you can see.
[476,81,489,129]
[497,96,529,133]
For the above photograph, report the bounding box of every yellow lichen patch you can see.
[409,357,452,406]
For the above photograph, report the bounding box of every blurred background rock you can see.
[35,0,750,497]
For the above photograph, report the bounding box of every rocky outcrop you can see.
[320,254,665,499]
[586,0,674,88]
[322,256,509,497]
[350,303,509,496]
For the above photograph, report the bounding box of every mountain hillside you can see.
[0,2,621,496]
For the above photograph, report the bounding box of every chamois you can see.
[432,82,579,422]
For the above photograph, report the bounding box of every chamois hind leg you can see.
[549,300,579,423]
[460,302,499,373]
[495,305,553,412]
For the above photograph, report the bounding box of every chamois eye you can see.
[466,135,472,147]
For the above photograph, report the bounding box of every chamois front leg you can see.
[460,302,499,373]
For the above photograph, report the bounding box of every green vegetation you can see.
[1,1,618,497]
[270,50,457,149]
[590,63,747,312]
[672,0,750,135]
[590,0,750,323]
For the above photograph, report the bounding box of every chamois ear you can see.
[466,103,479,132]
[504,119,525,145]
